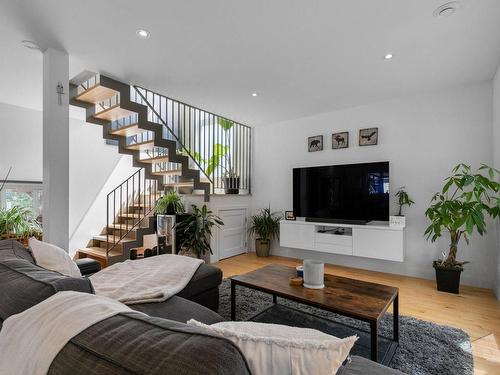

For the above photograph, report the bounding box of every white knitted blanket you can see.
[90,254,204,305]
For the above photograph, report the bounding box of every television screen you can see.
[293,162,389,223]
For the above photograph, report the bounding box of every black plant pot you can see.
[434,266,462,294]
[224,177,240,194]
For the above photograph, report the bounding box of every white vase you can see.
[303,259,325,289]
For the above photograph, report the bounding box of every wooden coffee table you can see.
[230,264,399,363]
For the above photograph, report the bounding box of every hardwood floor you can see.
[215,252,500,375]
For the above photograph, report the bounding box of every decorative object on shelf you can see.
[332,132,349,149]
[425,163,500,294]
[248,207,282,257]
[359,127,378,146]
[295,265,304,277]
[175,204,223,264]
[156,215,175,255]
[284,211,295,221]
[308,135,323,152]
[303,259,325,289]
[390,187,414,228]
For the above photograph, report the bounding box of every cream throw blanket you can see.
[90,254,204,305]
[0,291,134,375]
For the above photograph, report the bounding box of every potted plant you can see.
[424,163,500,294]
[175,204,224,263]
[390,187,414,227]
[154,191,185,255]
[0,205,42,247]
[206,118,240,194]
[248,207,282,257]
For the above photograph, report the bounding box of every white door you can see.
[218,208,247,260]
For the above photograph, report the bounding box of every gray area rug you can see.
[218,279,473,375]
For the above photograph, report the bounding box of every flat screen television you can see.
[293,162,389,224]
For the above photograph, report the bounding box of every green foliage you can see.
[248,207,282,241]
[175,205,224,257]
[205,143,230,176]
[424,163,500,268]
[395,187,414,216]
[0,205,42,238]
[218,118,234,131]
[155,191,185,215]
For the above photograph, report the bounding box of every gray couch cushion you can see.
[178,263,222,299]
[49,311,251,375]
[131,295,223,324]
[0,241,94,322]
[337,356,405,375]
[0,239,35,263]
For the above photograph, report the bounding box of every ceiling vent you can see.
[433,2,461,18]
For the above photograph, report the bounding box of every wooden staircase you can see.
[70,74,211,266]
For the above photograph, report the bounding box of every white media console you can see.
[280,220,405,262]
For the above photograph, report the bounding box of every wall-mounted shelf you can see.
[280,220,405,262]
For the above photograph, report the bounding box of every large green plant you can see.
[248,207,282,242]
[205,118,237,178]
[425,164,500,270]
[175,205,224,257]
[155,191,185,215]
[0,205,42,239]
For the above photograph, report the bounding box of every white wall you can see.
[0,102,42,181]
[493,66,500,298]
[253,82,496,289]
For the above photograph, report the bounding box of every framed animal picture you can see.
[359,127,378,146]
[308,135,323,152]
[332,132,349,149]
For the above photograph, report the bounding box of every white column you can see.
[43,48,69,250]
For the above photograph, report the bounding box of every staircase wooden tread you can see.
[165,181,195,188]
[139,155,169,164]
[125,140,155,151]
[108,223,137,231]
[94,105,136,122]
[78,247,122,259]
[109,123,145,137]
[74,84,118,104]
[93,235,135,243]
[151,169,183,176]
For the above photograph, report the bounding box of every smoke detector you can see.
[433,2,461,18]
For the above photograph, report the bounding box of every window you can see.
[0,182,43,223]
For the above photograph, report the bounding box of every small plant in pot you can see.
[175,204,224,264]
[390,187,414,227]
[154,191,185,255]
[0,205,42,247]
[425,163,500,294]
[248,207,282,257]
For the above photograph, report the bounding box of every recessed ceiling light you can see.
[21,40,41,50]
[384,53,393,60]
[433,2,460,18]
[251,92,258,97]
[136,29,150,39]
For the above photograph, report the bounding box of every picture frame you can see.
[332,131,349,149]
[285,211,296,221]
[359,127,378,146]
[308,135,323,152]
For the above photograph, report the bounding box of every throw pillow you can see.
[29,238,82,278]
[188,319,357,375]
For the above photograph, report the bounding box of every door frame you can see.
[212,205,249,263]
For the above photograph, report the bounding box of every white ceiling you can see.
[1,0,500,126]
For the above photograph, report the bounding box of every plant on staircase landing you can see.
[248,207,282,257]
[0,205,42,247]
[155,190,185,215]
[424,163,500,294]
[206,118,240,194]
[175,204,224,263]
